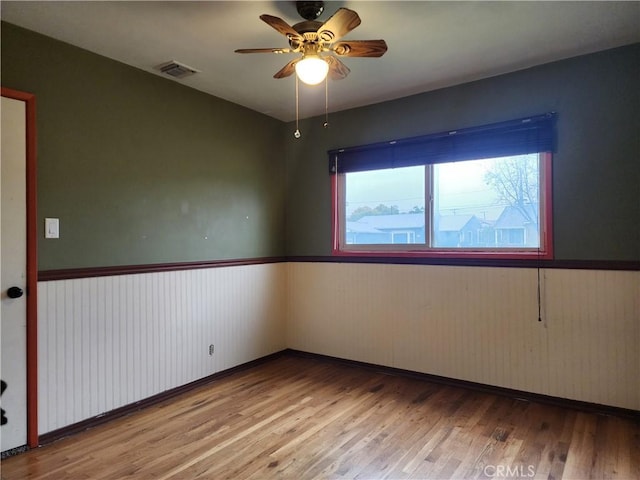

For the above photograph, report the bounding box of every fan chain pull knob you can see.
[294,129,301,138]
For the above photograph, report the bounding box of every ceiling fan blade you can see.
[326,56,351,80]
[317,8,361,43]
[260,14,303,41]
[235,48,292,54]
[274,58,300,79]
[332,40,388,58]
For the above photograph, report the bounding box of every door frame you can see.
[1,87,38,448]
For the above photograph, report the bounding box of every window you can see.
[331,114,555,259]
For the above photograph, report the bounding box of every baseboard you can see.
[285,349,640,421]
[38,349,289,446]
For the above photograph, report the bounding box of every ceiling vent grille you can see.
[155,60,200,79]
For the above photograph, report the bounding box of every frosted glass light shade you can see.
[295,56,329,85]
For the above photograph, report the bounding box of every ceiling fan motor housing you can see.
[296,1,325,21]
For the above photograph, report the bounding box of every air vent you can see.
[155,60,200,79]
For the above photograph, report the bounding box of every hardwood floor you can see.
[2,354,638,479]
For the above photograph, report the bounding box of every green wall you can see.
[284,44,640,261]
[2,22,286,270]
[2,22,639,267]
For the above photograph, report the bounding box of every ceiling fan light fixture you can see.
[295,55,329,85]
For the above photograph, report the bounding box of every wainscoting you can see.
[37,263,287,435]
[286,263,639,411]
[36,261,638,438]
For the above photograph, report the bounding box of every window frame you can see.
[331,152,554,261]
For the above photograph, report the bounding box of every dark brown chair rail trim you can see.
[39,256,639,281]
[38,257,287,281]
[287,256,640,271]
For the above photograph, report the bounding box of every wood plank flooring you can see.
[2,355,638,479]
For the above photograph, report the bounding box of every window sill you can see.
[333,247,553,261]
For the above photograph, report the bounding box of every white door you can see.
[1,95,28,452]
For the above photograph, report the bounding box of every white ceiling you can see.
[2,1,639,122]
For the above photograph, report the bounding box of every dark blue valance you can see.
[329,112,557,174]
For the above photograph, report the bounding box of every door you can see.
[1,90,37,452]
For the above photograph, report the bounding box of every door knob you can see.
[7,287,24,299]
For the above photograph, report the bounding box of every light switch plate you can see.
[45,218,59,238]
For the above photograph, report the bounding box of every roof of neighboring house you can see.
[356,213,425,230]
[437,215,476,232]
[346,222,384,234]
[495,205,538,229]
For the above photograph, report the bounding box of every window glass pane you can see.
[432,154,540,248]
[345,166,425,245]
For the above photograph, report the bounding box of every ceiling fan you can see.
[235,1,388,85]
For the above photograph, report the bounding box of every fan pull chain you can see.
[537,246,543,323]
[323,75,329,128]
[294,75,301,139]
[537,262,542,322]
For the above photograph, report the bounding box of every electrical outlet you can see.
[208,344,214,356]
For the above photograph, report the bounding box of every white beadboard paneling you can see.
[286,262,396,367]
[38,263,286,435]
[287,262,639,410]
[544,269,639,409]
[37,261,638,435]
